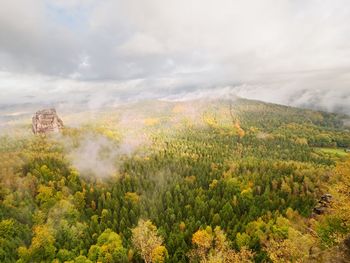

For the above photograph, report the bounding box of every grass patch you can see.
[315,147,349,158]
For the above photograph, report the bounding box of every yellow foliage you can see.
[295,137,308,145]
[152,245,168,263]
[211,163,219,171]
[210,179,218,189]
[132,219,164,263]
[234,121,245,139]
[128,249,134,262]
[125,192,140,203]
[240,187,253,197]
[203,115,218,128]
[265,227,315,263]
[179,222,186,232]
[172,104,185,113]
[144,118,160,126]
[19,224,57,261]
[189,226,254,263]
[192,228,213,249]
[184,175,196,184]
[36,185,54,204]
[324,158,350,243]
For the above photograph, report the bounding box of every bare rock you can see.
[32,108,64,134]
[313,193,333,215]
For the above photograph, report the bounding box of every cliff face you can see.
[32,108,64,134]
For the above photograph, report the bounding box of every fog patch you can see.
[161,86,239,102]
[69,135,115,179]
[68,128,150,179]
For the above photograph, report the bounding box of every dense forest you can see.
[1,98,350,262]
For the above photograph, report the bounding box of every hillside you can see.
[1,98,350,262]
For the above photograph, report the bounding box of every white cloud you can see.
[116,33,165,56]
[0,0,350,114]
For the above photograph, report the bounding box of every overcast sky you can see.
[0,0,349,113]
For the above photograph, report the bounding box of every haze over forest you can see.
[1,1,350,263]
[1,0,350,114]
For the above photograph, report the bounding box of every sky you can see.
[0,0,350,114]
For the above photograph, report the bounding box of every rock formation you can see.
[32,108,64,134]
[313,193,333,215]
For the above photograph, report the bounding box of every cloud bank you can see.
[0,0,350,114]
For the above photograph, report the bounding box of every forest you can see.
[1,98,350,262]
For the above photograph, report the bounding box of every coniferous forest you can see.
[1,98,350,263]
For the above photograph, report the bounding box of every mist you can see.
[66,112,150,179]
[69,135,118,179]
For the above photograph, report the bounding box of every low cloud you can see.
[1,70,349,116]
[67,123,149,179]
[69,135,118,179]
[1,0,350,115]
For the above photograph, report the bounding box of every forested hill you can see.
[1,98,350,262]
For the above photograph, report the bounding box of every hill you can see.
[0,98,350,262]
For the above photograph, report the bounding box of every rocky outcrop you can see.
[313,193,333,215]
[32,108,64,134]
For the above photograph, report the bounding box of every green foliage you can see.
[0,99,349,262]
[88,228,127,262]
